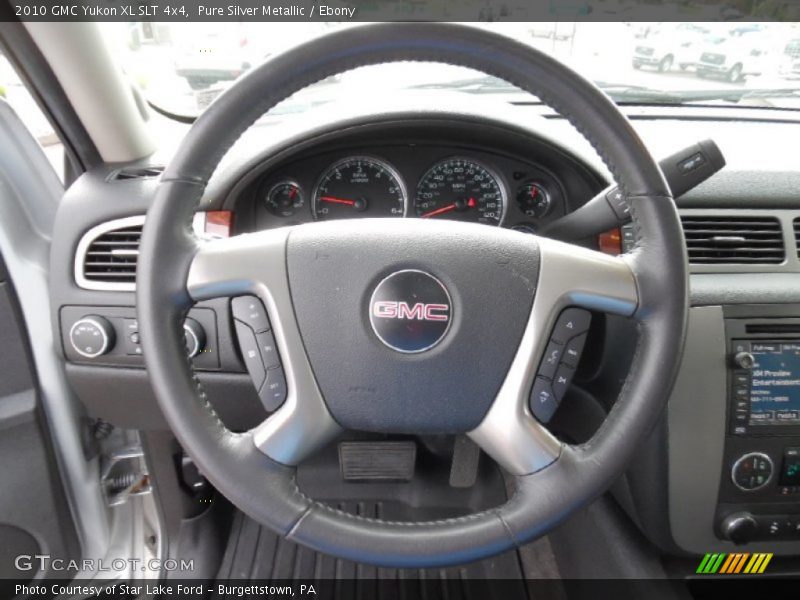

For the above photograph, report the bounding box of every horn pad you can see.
[286,219,539,433]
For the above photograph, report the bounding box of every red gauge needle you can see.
[319,195,356,206]
[420,197,477,218]
[420,203,457,218]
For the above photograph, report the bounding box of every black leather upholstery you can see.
[137,23,687,566]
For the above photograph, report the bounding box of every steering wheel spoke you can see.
[531,237,639,318]
[470,237,638,475]
[187,230,342,465]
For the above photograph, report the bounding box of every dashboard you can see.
[46,103,800,562]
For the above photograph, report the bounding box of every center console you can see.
[716,317,800,543]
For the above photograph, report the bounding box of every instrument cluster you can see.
[244,145,570,234]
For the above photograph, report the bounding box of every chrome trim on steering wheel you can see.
[469,237,639,475]
[186,229,342,465]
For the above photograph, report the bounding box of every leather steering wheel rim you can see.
[138,23,688,567]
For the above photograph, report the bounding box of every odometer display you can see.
[414,158,506,226]
[312,156,406,220]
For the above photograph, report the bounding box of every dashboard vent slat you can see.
[78,218,144,289]
[680,216,784,264]
[794,219,800,259]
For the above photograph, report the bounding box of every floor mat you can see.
[215,502,529,599]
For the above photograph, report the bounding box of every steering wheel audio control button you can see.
[234,320,266,390]
[232,295,271,333]
[552,308,591,344]
[530,377,558,424]
[530,308,593,423]
[552,364,576,401]
[562,333,588,369]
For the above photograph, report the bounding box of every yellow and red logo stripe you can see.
[696,552,773,574]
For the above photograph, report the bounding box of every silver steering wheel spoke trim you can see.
[468,237,639,475]
[186,228,342,465]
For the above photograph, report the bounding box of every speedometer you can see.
[312,156,406,220]
[414,158,506,226]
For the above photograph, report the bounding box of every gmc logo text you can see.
[372,301,449,322]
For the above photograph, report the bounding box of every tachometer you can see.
[414,158,506,226]
[312,156,406,220]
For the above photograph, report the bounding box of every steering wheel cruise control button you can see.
[232,295,271,333]
[260,368,287,412]
[255,331,281,370]
[231,298,288,413]
[234,320,266,390]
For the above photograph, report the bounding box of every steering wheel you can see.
[138,23,688,567]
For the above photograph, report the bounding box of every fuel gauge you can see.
[516,182,551,219]
[265,181,304,217]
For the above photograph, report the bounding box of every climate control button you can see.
[732,452,773,491]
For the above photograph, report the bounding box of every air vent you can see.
[681,215,784,264]
[109,166,164,181]
[75,216,144,291]
[794,218,800,258]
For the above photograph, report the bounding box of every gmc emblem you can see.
[372,301,450,322]
[368,269,453,353]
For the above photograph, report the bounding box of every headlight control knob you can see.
[69,316,115,358]
[183,318,206,359]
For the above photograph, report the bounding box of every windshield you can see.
[101,22,800,119]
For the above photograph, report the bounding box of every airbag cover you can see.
[286,219,539,433]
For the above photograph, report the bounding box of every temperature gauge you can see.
[265,181,304,218]
[516,182,551,218]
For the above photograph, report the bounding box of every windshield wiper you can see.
[410,75,521,95]
[594,82,687,104]
[597,82,800,106]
